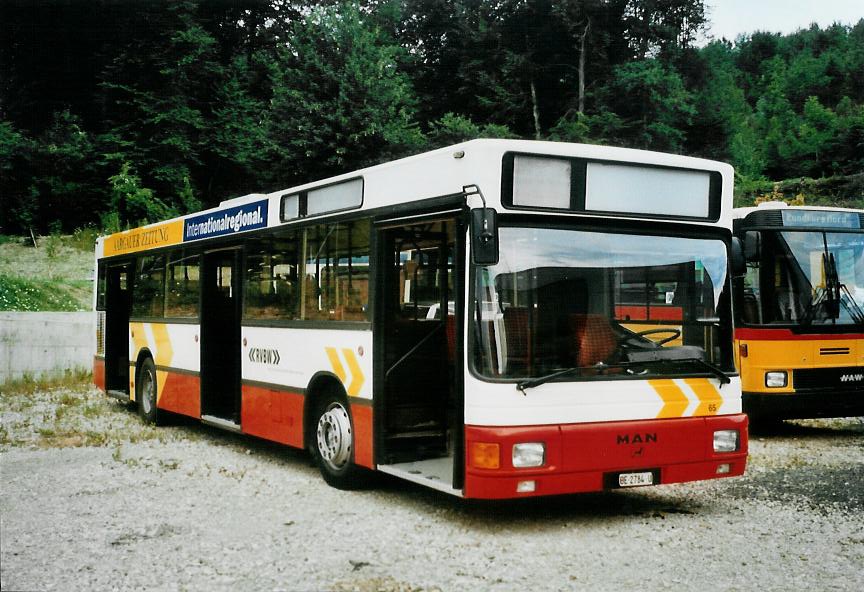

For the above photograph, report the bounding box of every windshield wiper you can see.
[517,367,584,394]
[617,357,731,387]
[675,357,732,387]
[515,357,731,394]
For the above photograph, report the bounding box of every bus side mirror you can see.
[743,231,759,263]
[471,208,499,266]
[731,237,746,277]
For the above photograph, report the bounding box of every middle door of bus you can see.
[200,248,242,423]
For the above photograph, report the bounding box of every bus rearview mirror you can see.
[743,231,759,263]
[731,237,746,277]
[470,208,499,266]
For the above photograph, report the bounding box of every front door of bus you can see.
[376,217,461,471]
[200,249,241,423]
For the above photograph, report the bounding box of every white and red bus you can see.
[733,202,864,419]
[93,140,747,499]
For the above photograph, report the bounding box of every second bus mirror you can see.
[743,231,759,263]
[731,237,746,277]
[470,208,499,266]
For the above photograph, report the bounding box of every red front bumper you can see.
[464,414,748,499]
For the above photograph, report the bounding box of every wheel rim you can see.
[141,368,154,414]
[316,402,352,471]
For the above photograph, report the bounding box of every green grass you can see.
[0,372,176,450]
[0,232,95,311]
[1,368,92,397]
[0,275,83,311]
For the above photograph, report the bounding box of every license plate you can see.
[618,471,654,487]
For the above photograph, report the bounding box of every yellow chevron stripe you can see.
[342,348,365,397]
[150,323,173,403]
[684,378,722,416]
[650,379,689,418]
[325,347,347,383]
[129,322,149,400]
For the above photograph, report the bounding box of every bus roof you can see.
[97,139,735,259]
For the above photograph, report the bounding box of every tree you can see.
[203,55,271,201]
[267,3,424,186]
[0,118,36,232]
[426,113,516,149]
[622,0,707,60]
[686,41,753,164]
[100,0,222,211]
[594,59,696,152]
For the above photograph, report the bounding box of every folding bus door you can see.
[375,215,464,493]
[200,249,242,425]
[104,262,132,395]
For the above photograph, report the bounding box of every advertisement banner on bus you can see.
[183,199,269,242]
[104,219,184,256]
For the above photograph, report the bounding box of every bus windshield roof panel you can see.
[585,162,711,218]
[504,149,722,221]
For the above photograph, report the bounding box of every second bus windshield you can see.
[742,229,864,326]
[474,226,732,380]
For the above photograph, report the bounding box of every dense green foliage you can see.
[1,1,863,232]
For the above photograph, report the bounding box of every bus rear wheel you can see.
[137,357,160,425]
[311,391,366,489]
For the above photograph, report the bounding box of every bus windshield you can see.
[742,230,864,326]
[473,226,732,381]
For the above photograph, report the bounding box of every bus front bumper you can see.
[463,414,748,500]
[744,389,864,420]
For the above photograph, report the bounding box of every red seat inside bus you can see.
[569,313,617,367]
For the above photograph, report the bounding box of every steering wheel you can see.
[629,328,681,347]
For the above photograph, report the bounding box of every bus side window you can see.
[132,255,166,318]
[245,234,300,320]
[301,220,370,322]
[165,251,199,318]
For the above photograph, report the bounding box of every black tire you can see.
[310,386,367,489]
[136,357,160,425]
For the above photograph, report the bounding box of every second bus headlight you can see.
[765,371,787,388]
[512,443,545,468]
[713,430,739,453]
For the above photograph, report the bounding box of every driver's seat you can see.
[570,314,617,367]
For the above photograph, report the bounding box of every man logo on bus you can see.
[840,373,864,383]
[616,433,658,445]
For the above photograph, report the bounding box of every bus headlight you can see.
[713,430,739,453]
[512,442,545,468]
[765,371,787,388]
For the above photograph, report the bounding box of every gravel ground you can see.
[1,384,863,591]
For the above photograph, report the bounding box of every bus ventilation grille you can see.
[794,366,863,390]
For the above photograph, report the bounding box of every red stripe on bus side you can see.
[93,357,106,391]
[734,327,864,341]
[350,403,374,469]
[158,372,201,419]
[240,384,303,448]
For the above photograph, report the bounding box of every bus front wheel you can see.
[311,389,366,489]
[137,357,160,425]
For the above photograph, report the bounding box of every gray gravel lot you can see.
[1,385,863,591]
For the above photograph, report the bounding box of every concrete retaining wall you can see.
[0,312,94,383]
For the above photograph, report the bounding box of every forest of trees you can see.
[1,0,863,233]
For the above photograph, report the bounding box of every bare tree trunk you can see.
[530,78,541,140]
[578,18,590,114]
